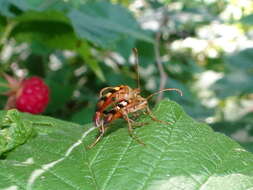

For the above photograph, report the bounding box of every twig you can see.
[154,9,169,103]
[132,48,141,90]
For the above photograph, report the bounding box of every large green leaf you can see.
[11,10,79,50]
[68,2,153,48]
[1,100,253,190]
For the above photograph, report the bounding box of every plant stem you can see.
[154,8,168,103]
[0,20,17,47]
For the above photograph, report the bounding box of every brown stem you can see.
[154,31,168,103]
[154,8,170,103]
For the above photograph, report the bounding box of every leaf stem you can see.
[0,20,17,47]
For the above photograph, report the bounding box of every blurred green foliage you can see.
[0,0,253,151]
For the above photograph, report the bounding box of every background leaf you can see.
[212,48,253,98]
[68,2,153,49]
[11,10,78,50]
[240,14,253,25]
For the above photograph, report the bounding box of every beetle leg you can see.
[133,121,150,127]
[128,118,149,127]
[146,106,171,125]
[123,112,145,145]
[87,122,107,149]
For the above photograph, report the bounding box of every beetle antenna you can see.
[132,48,140,90]
[146,88,183,101]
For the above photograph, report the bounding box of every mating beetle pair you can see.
[90,49,182,148]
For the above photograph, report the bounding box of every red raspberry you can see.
[15,77,50,114]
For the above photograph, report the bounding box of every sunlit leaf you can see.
[1,100,253,189]
[0,109,33,156]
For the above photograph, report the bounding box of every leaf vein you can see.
[101,138,133,190]
[138,109,184,190]
[0,171,26,190]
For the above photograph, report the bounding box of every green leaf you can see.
[0,109,33,156]
[9,0,85,12]
[15,10,69,23]
[212,48,253,98]
[212,112,253,153]
[9,0,68,11]
[45,67,76,113]
[0,77,9,94]
[0,0,14,17]
[70,107,93,125]
[136,40,157,68]
[227,48,253,70]
[11,10,79,50]
[1,100,253,189]
[77,43,105,81]
[68,2,153,48]
[240,14,253,25]
[212,70,253,98]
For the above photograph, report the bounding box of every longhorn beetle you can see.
[89,48,182,148]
